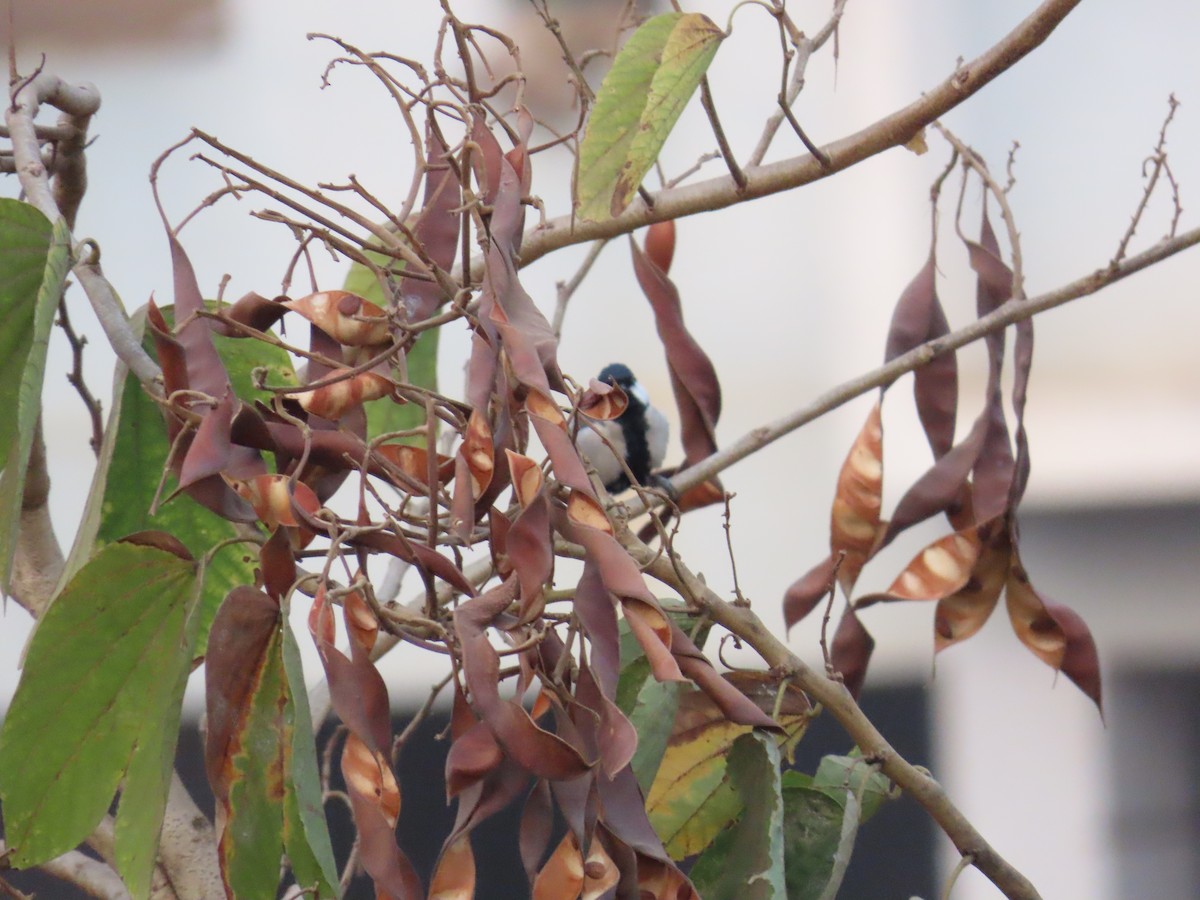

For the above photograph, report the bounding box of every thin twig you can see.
[932,121,1026,299]
[551,238,608,337]
[699,75,746,190]
[819,551,847,675]
[721,492,749,606]
[1112,93,1181,264]
[56,298,104,456]
[749,0,848,166]
[942,853,977,900]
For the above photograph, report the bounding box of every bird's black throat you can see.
[613,402,652,491]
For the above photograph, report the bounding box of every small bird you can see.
[575,363,669,493]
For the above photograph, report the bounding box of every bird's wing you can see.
[645,406,670,471]
[574,419,627,488]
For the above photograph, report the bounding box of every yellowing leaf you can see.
[577,12,724,221]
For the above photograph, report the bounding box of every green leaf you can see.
[616,655,679,792]
[0,541,201,891]
[0,202,71,588]
[281,619,338,895]
[689,732,786,900]
[66,305,296,654]
[345,255,440,444]
[617,600,703,792]
[576,12,724,221]
[222,623,288,899]
[779,771,848,900]
[812,753,893,824]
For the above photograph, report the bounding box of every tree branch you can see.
[5,73,162,391]
[625,538,1044,900]
[501,0,1084,273]
[0,841,131,900]
[643,224,1200,507]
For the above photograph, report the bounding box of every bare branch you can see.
[644,224,1200,508]
[500,0,1085,274]
[1113,93,1181,264]
[0,841,131,900]
[749,0,848,166]
[698,75,746,190]
[5,73,162,390]
[932,121,1026,299]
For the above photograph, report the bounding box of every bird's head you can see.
[598,362,648,411]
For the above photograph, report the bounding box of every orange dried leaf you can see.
[885,529,981,601]
[530,688,553,721]
[233,474,319,547]
[428,835,476,900]
[533,833,584,900]
[461,409,494,495]
[376,443,456,487]
[505,449,544,507]
[645,219,676,274]
[1004,562,1066,670]
[831,401,884,591]
[343,590,378,652]
[341,733,401,828]
[934,527,1009,653]
[566,489,612,534]
[296,369,394,420]
[577,378,628,421]
[526,388,567,429]
[284,290,390,346]
[675,478,724,513]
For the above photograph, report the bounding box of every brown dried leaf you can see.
[883,528,981,601]
[830,608,874,699]
[454,577,591,780]
[577,378,628,421]
[282,290,389,346]
[375,442,455,489]
[211,291,288,335]
[232,475,320,548]
[637,856,697,900]
[782,554,837,631]
[343,590,378,653]
[403,119,462,321]
[294,369,394,421]
[884,255,958,458]
[1044,602,1103,712]
[462,409,495,496]
[581,836,620,900]
[645,219,676,274]
[830,401,883,591]
[204,586,280,802]
[566,489,612,534]
[934,524,1010,653]
[631,231,721,469]
[1004,560,1066,670]
[117,530,194,561]
[505,449,544,508]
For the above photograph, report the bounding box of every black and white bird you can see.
[575,363,669,493]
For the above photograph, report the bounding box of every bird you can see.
[575,362,669,493]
